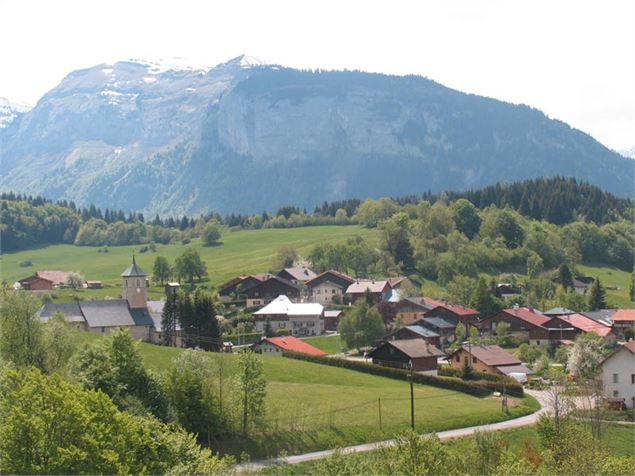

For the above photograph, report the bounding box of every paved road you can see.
[237,389,549,473]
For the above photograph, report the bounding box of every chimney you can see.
[528,307,534,313]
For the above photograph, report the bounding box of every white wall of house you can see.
[601,347,635,407]
[87,325,151,341]
[252,341,284,356]
[290,315,323,336]
[254,318,289,334]
[310,283,343,303]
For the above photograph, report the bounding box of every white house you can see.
[253,295,324,337]
[600,341,635,408]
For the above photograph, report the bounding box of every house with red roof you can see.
[251,336,327,357]
[480,307,550,340]
[600,340,635,408]
[528,313,614,347]
[611,309,635,338]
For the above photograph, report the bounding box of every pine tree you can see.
[587,277,607,311]
[161,292,177,346]
[558,264,574,290]
[264,318,273,337]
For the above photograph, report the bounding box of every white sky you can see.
[0,0,633,150]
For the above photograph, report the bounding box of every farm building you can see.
[252,336,326,357]
[367,339,444,374]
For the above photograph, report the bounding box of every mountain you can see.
[619,145,635,159]
[1,55,633,215]
[0,97,31,129]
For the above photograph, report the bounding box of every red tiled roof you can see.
[262,336,327,356]
[36,270,69,285]
[430,302,479,316]
[550,313,612,337]
[612,309,635,322]
[501,308,550,327]
[420,297,444,308]
[458,344,520,366]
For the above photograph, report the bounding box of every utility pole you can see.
[409,360,415,430]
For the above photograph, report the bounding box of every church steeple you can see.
[121,255,147,308]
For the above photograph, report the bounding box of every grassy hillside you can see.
[1,226,378,300]
[576,265,633,308]
[74,332,537,458]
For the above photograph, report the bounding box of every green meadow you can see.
[1,226,378,300]
[74,332,537,459]
[576,264,633,308]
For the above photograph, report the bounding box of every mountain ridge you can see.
[1,56,632,215]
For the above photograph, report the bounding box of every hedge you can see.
[282,352,524,397]
[438,367,524,397]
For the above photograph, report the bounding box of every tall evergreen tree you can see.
[558,263,574,290]
[161,292,178,347]
[587,277,607,311]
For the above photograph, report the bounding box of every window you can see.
[455,355,460,362]
[101,327,105,333]
[472,356,477,364]
[632,374,635,384]
[613,373,619,384]
[332,289,336,294]
[316,289,321,294]
[613,390,619,397]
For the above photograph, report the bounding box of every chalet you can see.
[323,309,343,331]
[610,309,635,338]
[218,274,267,299]
[424,302,479,330]
[345,279,391,303]
[85,280,103,289]
[277,266,317,285]
[395,297,443,325]
[37,257,154,341]
[496,283,522,297]
[528,313,613,347]
[35,270,70,286]
[252,336,327,357]
[384,277,418,302]
[447,344,532,379]
[600,341,635,408]
[18,274,54,291]
[305,270,356,304]
[253,295,324,337]
[479,307,550,340]
[367,339,444,374]
[415,316,457,349]
[244,276,300,307]
[383,324,441,348]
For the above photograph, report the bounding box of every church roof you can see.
[121,256,147,277]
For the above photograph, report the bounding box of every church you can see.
[39,256,156,341]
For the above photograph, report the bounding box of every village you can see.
[16,257,635,410]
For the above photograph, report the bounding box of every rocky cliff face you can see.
[1,56,632,215]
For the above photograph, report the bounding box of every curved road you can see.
[237,390,549,472]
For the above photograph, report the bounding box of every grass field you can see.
[301,335,345,354]
[73,331,537,458]
[1,226,378,301]
[576,264,633,308]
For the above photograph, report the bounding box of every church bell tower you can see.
[121,255,148,309]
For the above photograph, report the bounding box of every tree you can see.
[517,343,545,365]
[451,199,482,240]
[630,270,635,302]
[376,301,397,330]
[161,291,178,346]
[446,276,478,306]
[0,289,45,369]
[272,246,297,270]
[558,263,573,290]
[236,351,267,437]
[153,256,171,285]
[379,212,414,268]
[0,366,229,475]
[469,277,503,319]
[567,332,607,379]
[264,318,274,337]
[174,248,208,284]
[454,323,466,345]
[586,277,607,311]
[338,300,385,350]
[526,252,544,279]
[165,349,225,442]
[201,220,222,246]
[66,272,84,289]
[42,312,77,373]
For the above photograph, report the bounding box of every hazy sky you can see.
[1,0,633,150]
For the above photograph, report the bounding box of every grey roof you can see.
[39,302,86,323]
[496,364,534,375]
[79,299,137,327]
[404,325,440,339]
[279,267,317,281]
[149,311,182,332]
[369,339,444,359]
[324,310,343,318]
[121,256,147,277]
[419,316,457,329]
[147,300,165,314]
[543,307,576,316]
[130,307,155,327]
[582,309,616,326]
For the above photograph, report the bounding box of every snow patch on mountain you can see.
[618,145,635,159]
[0,97,31,128]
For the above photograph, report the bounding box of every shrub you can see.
[18,260,32,267]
